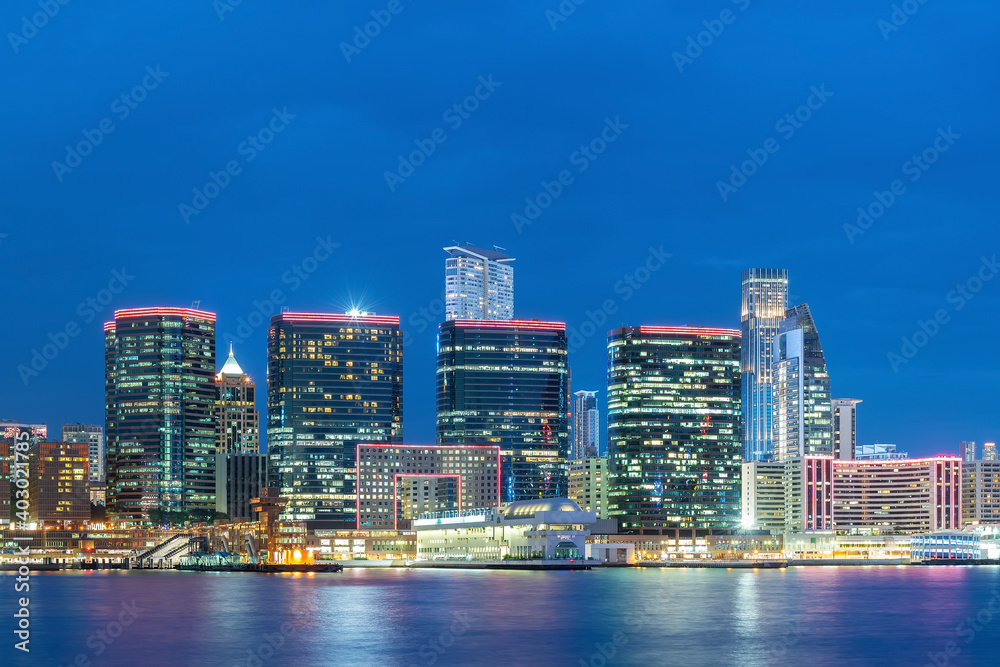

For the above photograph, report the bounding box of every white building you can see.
[963,460,1000,525]
[832,398,861,460]
[413,498,596,560]
[443,244,514,320]
[568,457,608,519]
[572,390,600,459]
[741,461,786,532]
[61,423,104,482]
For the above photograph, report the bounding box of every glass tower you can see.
[436,319,570,502]
[267,312,403,528]
[607,325,742,534]
[443,244,515,320]
[104,307,217,522]
[741,268,788,462]
[215,344,259,454]
[772,304,833,461]
[572,390,600,459]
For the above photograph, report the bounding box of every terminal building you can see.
[413,498,596,560]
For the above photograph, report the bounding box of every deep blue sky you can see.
[2,1,996,457]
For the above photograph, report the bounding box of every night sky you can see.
[2,1,996,457]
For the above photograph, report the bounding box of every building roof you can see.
[501,498,582,518]
[219,343,244,375]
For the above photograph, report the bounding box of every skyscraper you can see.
[984,442,998,461]
[607,325,742,535]
[961,440,977,463]
[215,344,259,454]
[437,319,570,502]
[741,268,788,462]
[104,307,217,522]
[62,423,104,482]
[443,244,514,320]
[772,304,833,461]
[572,390,600,459]
[831,399,861,461]
[267,312,403,528]
[28,440,90,525]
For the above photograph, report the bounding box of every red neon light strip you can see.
[276,312,400,325]
[115,307,217,321]
[638,326,741,337]
[450,319,566,331]
[104,321,116,332]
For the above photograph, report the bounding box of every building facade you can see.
[1,423,47,524]
[856,443,908,460]
[741,461,786,532]
[741,268,789,462]
[607,326,742,535]
[443,244,514,320]
[832,399,861,461]
[215,344,259,454]
[963,461,1000,525]
[984,443,998,461]
[104,307,218,521]
[572,390,600,459]
[28,441,90,525]
[962,441,977,463]
[356,444,501,530]
[568,457,608,520]
[61,424,105,482]
[267,312,403,528]
[215,452,267,520]
[772,304,832,461]
[437,319,570,503]
[783,456,834,532]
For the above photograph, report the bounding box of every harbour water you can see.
[3,566,998,666]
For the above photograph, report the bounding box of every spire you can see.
[219,343,245,375]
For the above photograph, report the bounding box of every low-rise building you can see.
[707,532,784,560]
[910,531,981,561]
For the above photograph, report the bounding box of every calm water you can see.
[3,566,999,666]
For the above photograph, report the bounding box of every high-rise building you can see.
[962,441,977,462]
[215,451,267,520]
[0,423,47,525]
[356,444,500,530]
[61,424,104,482]
[267,312,403,528]
[443,244,515,320]
[832,399,861,461]
[963,461,1000,525]
[568,457,608,519]
[572,390,600,459]
[783,456,834,532]
[607,325,742,535]
[105,307,217,522]
[215,344,259,454]
[772,304,832,461]
[984,442,998,461]
[437,319,570,502]
[741,461,786,532]
[741,268,789,462]
[28,440,90,525]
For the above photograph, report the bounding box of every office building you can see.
[832,399,861,461]
[772,304,833,461]
[267,311,403,528]
[215,452,268,520]
[783,456,834,532]
[963,461,1000,525]
[572,390,600,459]
[984,443,998,461]
[105,308,217,521]
[28,440,90,525]
[0,423,46,525]
[413,498,597,560]
[62,424,105,482]
[444,244,515,320]
[856,443,908,460]
[832,457,961,533]
[356,444,500,529]
[962,441,977,463]
[607,325,742,535]
[741,461,786,532]
[568,457,608,520]
[215,344,259,454]
[437,319,570,502]
[741,268,789,462]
